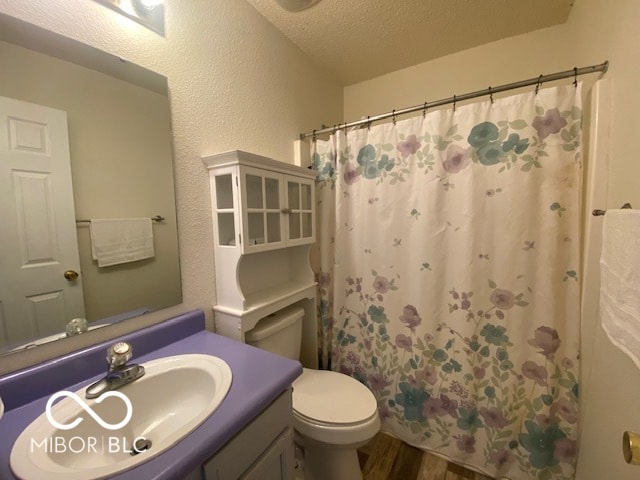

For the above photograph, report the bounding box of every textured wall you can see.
[0,0,342,374]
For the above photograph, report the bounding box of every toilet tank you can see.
[245,305,304,360]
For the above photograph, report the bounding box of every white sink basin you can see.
[10,354,232,480]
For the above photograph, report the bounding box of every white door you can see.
[0,96,85,345]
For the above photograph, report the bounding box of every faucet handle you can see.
[65,317,88,337]
[106,342,133,369]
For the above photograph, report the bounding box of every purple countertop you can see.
[0,310,302,480]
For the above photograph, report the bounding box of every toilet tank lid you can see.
[245,305,304,342]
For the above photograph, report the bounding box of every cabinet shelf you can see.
[214,280,316,323]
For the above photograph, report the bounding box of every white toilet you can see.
[245,305,380,480]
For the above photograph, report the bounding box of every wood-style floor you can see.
[358,433,493,480]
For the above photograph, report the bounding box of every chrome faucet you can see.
[85,342,145,399]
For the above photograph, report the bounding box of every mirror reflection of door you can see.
[0,96,85,345]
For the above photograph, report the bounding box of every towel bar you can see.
[592,203,632,216]
[76,215,165,224]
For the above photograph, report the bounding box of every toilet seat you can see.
[292,368,380,445]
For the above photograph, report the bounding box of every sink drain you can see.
[130,438,152,456]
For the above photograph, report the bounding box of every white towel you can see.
[90,218,155,267]
[600,209,640,370]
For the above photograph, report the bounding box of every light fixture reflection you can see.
[274,0,321,12]
[93,0,165,36]
[140,0,163,7]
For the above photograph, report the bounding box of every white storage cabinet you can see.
[203,151,318,369]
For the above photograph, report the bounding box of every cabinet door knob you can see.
[281,208,292,214]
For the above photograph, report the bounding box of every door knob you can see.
[64,270,79,281]
[623,431,640,464]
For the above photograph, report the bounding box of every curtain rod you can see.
[300,61,609,140]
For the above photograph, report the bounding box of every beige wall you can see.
[0,40,181,323]
[345,1,640,478]
[0,0,343,373]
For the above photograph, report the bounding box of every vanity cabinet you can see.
[203,151,318,369]
[202,390,295,480]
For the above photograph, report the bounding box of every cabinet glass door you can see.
[242,169,284,251]
[246,174,264,246]
[285,176,314,245]
[300,182,313,239]
[214,173,236,246]
[265,178,281,244]
[287,181,300,240]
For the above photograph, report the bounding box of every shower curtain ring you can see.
[312,129,317,142]
[453,95,456,112]
[488,87,494,104]
[392,109,397,125]
[367,116,371,130]
[573,67,578,87]
[535,74,543,94]
[422,102,428,118]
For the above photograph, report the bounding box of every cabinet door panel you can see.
[217,212,236,246]
[215,174,234,209]
[241,428,295,480]
[284,175,315,246]
[265,177,280,209]
[245,174,264,209]
[301,213,312,238]
[239,167,285,253]
[287,181,300,210]
[211,168,239,248]
[266,212,281,243]
[288,213,301,240]
[247,212,265,245]
[300,183,312,210]
[202,391,293,480]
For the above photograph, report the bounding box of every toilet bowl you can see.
[292,368,380,480]
[245,305,380,480]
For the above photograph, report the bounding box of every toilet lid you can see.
[292,369,378,424]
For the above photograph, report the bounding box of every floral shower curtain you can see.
[313,84,582,480]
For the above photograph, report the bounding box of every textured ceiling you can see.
[245,0,574,85]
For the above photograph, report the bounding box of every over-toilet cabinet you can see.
[203,150,318,368]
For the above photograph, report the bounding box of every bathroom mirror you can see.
[0,13,182,354]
